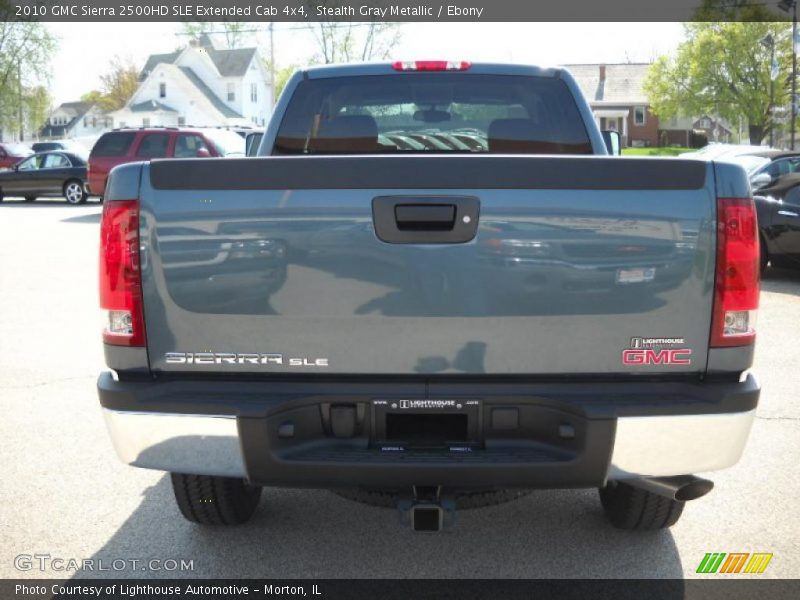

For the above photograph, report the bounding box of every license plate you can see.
[616,267,655,284]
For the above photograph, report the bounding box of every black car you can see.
[740,150,800,193]
[754,173,800,272]
[0,151,89,204]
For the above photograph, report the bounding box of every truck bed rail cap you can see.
[149,156,707,191]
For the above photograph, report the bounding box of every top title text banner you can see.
[4,0,793,23]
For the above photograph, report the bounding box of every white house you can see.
[111,35,272,129]
[39,102,111,140]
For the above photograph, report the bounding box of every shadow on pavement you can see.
[61,212,102,224]
[761,266,800,296]
[71,474,684,579]
[0,199,101,207]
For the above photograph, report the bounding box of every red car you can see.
[87,128,245,198]
[0,142,33,170]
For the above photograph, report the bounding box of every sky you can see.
[45,22,686,105]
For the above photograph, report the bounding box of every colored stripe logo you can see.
[696,553,773,574]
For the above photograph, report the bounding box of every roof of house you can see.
[693,115,733,135]
[207,47,258,76]
[177,67,243,118]
[129,100,178,113]
[55,101,95,117]
[563,63,651,105]
[38,101,97,138]
[140,52,181,80]
[139,39,258,81]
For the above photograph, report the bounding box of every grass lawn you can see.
[622,146,689,157]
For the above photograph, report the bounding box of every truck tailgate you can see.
[139,156,715,376]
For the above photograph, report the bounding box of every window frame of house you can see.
[633,106,646,126]
[159,83,166,99]
[227,82,236,102]
[250,82,258,103]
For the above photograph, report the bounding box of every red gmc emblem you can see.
[622,349,692,365]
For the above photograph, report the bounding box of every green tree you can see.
[80,90,105,105]
[645,11,791,145]
[270,63,300,101]
[0,3,57,140]
[94,56,140,111]
[23,85,51,136]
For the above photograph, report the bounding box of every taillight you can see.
[710,197,760,347]
[99,200,146,346]
[392,60,471,71]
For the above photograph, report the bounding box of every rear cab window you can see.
[274,73,593,155]
[91,132,136,157]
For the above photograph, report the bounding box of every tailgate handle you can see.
[395,204,456,231]
[373,196,480,244]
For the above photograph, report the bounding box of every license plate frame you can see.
[616,267,656,284]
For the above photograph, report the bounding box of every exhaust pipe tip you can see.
[411,505,444,532]
[675,478,714,502]
[626,475,714,502]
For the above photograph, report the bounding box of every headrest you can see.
[311,115,379,153]
[488,118,544,153]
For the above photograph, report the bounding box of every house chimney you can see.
[599,65,607,81]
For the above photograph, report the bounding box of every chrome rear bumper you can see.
[102,407,757,481]
[608,409,756,478]
[103,410,244,477]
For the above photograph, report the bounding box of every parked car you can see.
[98,62,760,533]
[0,151,89,204]
[751,172,800,272]
[733,150,800,192]
[681,143,767,160]
[87,128,245,198]
[31,140,87,155]
[0,142,33,170]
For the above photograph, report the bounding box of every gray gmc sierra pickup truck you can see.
[98,61,760,532]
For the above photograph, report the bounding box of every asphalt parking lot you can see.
[1,199,798,580]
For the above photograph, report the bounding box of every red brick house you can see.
[564,63,732,148]
[564,63,661,147]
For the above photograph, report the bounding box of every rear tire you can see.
[170,473,262,525]
[63,180,87,204]
[599,481,684,530]
[332,487,531,510]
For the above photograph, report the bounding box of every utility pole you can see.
[780,1,798,149]
[793,3,797,150]
[268,22,276,109]
[762,34,777,148]
[18,62,24,142]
